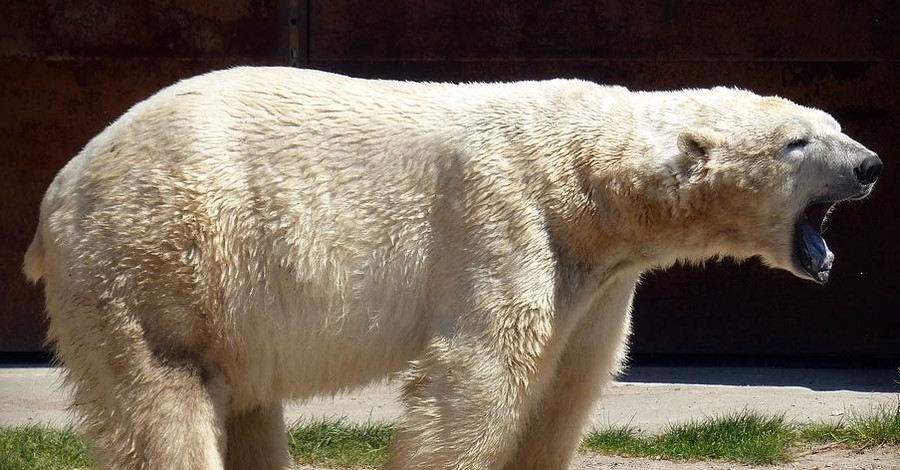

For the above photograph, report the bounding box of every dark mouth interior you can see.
[795,201,836,284]
[804,202,832,234]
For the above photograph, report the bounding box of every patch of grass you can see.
[2,403,899,468]
[286,419,393,467]
[583,411,796,465]
[0,424,91,470]
[797,421,844,444]
[655,412,796,464]
[799,402,900,447]
[582,425,651,456]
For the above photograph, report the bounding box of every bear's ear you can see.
[677,129,722,161]
[668,129,725,181]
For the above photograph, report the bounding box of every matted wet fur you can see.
[24,67,879,469]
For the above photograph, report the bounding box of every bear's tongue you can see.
[799,203,834,284]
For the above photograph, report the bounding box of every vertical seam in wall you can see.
[288,0,308,67]
[288,0,299,66]
[305,0,312,66]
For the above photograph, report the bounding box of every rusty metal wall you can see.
[0,0,298,350]
[306,1,900,360]
[2,1,898,358]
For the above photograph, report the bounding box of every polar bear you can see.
[24,67,880,470]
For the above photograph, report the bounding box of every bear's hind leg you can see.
[47,293,228,469]
[225,403,290,470]
[67,352,228,469]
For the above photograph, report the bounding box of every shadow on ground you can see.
[619,366,900,392]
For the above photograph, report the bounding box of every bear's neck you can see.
[516,88,747,271]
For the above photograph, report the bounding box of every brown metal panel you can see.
[6,56,897,355]
[309,0,900,61]
[308,59,900,358]
[3,1,898,359]
[0,58,278,351]
[0,0,292,60]
[1,0,301,351]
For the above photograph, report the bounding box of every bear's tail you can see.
[23,228,46,283]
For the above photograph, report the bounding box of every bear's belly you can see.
[220,261,431,407]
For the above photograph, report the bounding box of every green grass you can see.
[582,425,649,456]
[287,419,393,467]
[0,424,91,470]
[583,411,796,464]
[2,404,899,469]
[798,401,900,447]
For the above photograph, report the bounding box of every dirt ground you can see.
[5,366,898,468]
[4,367,897,431]
[569,445,898,470]
[295,446,898,470]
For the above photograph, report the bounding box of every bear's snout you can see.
[854,154,882,186]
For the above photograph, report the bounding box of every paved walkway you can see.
[2,366,898,431]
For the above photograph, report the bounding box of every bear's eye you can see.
[785,138,809,152]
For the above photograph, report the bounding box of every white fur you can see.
[23,67,871,469]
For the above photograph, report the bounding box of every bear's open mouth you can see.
[793,201,836,284]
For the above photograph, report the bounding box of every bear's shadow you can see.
[619,365,900,392]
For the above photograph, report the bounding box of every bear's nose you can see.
[853,155,882,185]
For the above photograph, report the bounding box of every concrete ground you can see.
[3,365,899,468]
[4,366,896,430]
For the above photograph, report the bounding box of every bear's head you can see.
[665,89,882,284]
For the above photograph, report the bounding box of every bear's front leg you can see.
[385,158,565,469]
[383,295,557,469]
[504,275,638,470]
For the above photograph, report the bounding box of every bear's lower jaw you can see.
[793,202,836,284]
